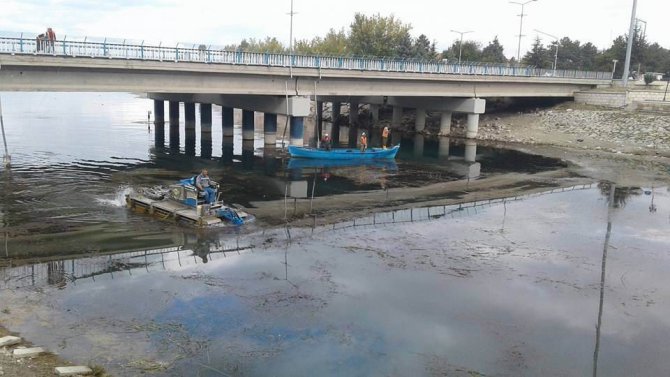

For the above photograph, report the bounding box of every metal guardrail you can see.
[0,33,612,80]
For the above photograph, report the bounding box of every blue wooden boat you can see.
[287,158,398,171]
[288,144,400,160]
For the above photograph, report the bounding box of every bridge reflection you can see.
[0,184,595,290]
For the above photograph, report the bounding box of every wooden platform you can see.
[127,194,224,226]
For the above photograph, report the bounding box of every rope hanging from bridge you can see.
[0,96,11,168]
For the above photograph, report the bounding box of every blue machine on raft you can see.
[126,177,252,227]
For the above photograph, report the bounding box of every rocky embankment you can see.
[447,105,670,156]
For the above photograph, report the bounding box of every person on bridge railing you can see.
[46,27,56,53]
[36,33,46,52]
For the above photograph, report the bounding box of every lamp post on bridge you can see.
[450,29,473,64]
[510,0,538,63]
[534,29,559,75]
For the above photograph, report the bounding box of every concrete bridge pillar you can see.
[466,113,480,139]
[169,101,179,125]
[242,110,255,140]
[242,140,255,170]
[349,102,359,126]
[316,101,324,140]
[415,108,426,133]
[184,102,196,129]
[414,134,424,157]
[439,112,452,136]
[290,116,304,146]
[392,106,402,128]
[184,103,196,156]
[154,123,165,149]
[200,104,212,159]
[200,103,212,132]
[331,102,341,146]
[465,140,477,162]
[370,104,380,123]
[438,137,450,158]
[153,100,164,124]
[222,107,234,137]
[264,113,277,146]
[168,101,180,150]
[221,136,234,165]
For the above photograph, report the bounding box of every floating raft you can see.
[126,193,252,227]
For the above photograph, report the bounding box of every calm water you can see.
[1,93,670,376]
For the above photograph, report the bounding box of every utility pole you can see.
[288,0,296,78]
[510,0,538,63]
[622,0,637,87]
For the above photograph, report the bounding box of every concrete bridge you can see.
[0,33,611,145]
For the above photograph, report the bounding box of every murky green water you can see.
[1,93,670,376]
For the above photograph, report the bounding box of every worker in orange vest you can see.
[381,126,390,149]
[359,132,368,152]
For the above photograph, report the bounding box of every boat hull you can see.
[288,145,399,160]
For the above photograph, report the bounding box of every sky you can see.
[1,0,668,59]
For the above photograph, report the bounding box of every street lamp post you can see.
[534,29,558,75]
[450,29,473,64]
[510,0,538,63]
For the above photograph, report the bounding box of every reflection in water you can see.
[597,181,642,208]
[593,183,615,377]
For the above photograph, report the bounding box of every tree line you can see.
[224,13,670,75]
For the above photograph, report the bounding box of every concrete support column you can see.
[415,108,426,133]
[200,104,212,159]
[154,122,165,149]
[222,107,234,137]
[439,112,452,136]
[221,136,234,165]
[392,106,402,128]
[349,102,359,126]
[316,101,324,140]
[331,102,341,146]
[169,101,179,125]
[153,100,164,124]
[290,116,304,146]
[264,113,277,146]
[200,103,212,132]
[242,140,255,170]
[438,137,450,158]
[466,113,480,139]
[242,110,255,140]
[414,134,424,157]
[370,104,380,123]
[184,102,196,129]
[465,140,477,162]
[168,101,180,150]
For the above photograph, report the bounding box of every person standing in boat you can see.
[195,169,216,204]
[381,126,390,149]
[359,132,368,152]
[320,133,332,151]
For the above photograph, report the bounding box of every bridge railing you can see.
[0,34,612,80]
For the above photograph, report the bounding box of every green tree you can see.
[522,37,551,68]
[480,36,506,63]
[412,34,436,60]
[348,13,413,57]
[441,40,481,63]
